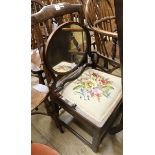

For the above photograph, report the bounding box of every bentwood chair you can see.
[43,21,122,152]
[85,0,120,71]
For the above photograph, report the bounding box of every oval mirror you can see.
[45,22,90,74]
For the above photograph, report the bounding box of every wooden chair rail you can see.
[31,3,84,26]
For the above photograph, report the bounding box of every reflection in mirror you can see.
[46,23,87,73]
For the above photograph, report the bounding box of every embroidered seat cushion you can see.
[59,68,122,127]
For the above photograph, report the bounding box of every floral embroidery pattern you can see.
[73,71,114,102]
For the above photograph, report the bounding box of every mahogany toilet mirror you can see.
[44,21,92,78]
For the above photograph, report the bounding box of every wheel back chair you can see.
[85,0,120,71]
[41,21,122,152]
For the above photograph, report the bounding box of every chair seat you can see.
[31,84,49,110]
[59,68,122,127]
[53,61,76,73]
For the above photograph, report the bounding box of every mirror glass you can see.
[46,23,87,73]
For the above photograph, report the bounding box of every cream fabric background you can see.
[60,68,122,126]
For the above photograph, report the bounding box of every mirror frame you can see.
[44,21,91,77]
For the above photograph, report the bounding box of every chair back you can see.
[85,0,120,63]
[44,21,121,91]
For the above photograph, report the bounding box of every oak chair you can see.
[43,21,122,152]
[85,0,120,71]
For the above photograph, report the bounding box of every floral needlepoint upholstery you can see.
[53,61,76,73]
[60,69,122,127]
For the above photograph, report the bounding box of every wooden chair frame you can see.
[31,3,122,152]
[43,21,122,152]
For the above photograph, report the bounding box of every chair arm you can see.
[54,64,88,93]
[92,51,120,66]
